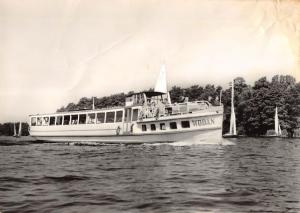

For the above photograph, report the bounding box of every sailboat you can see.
[16,122,22,138]
[13,123,17,137]
[265,106,283,137]
[273,106,282,137]
[223,79,238,138]
[154,64,172,104]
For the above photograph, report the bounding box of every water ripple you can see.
[0,138,300,212]
[43,175,90,182]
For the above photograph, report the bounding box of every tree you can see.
[184,85,204,101]
[169,86,184,103]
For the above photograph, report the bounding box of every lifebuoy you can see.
[116,126,121,135]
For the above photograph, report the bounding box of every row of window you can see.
[31,110,125,126]
[141,121,190,132]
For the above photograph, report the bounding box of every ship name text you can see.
[192,118,215,127]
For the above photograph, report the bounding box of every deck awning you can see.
[127,91,165,98]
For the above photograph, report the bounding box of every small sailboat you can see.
[154,64,172,103]
[154,63,172,105]
[16,122,22,138]
[223,79,238,138]
[274,106,282,137]
[13,123,17,137]
[265,106,283,137]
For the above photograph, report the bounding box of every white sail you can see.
[18,122,22,137]
[278,123,282,135]
[154,64,167,94]
[13,123,16,136]
[275,106,281,136]
[275,107,278,135]
[229,79,237,135]
[229,109,237,135]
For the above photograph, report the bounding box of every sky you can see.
[0,0,300,123]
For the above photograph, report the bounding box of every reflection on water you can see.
[0,138,300,212]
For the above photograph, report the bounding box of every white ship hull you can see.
[33,128,222,144]
[30,110,223,144]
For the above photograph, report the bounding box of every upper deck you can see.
[29,91,222,130]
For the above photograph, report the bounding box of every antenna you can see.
[219,90,222,105]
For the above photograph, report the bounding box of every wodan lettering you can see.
[192,118,215,126]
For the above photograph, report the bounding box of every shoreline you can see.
[0,135,299,146]
[0,136,36,145]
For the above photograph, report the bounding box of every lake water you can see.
[0,138,300,213]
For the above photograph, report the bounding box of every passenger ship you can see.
[29,65,224,144]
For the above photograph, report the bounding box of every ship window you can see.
[49,116,55,126]
[142,124,147,131]
[63,115,70,125]
[106,111,115,123]
[170,122,177,129]
[181,121,190,128]
[132,109,139,121]
[79,114,86,124]
[31,117,36,126]
[43,117,49,126]
[87,113,96,124]
[56,116,63,125]
[96,113,105,123]
[150,124,156,131]
[116,111,123,122]
[160,123,166,130]
[71,114,78,125]
[37,117,42,126]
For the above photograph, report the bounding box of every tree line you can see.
[221,75,300,137]
[0,123,29,136]
[169,75,300,137]
[1,74,299,137]
[56,74,300,137]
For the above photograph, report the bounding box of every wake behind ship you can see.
[29,65,224,144]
